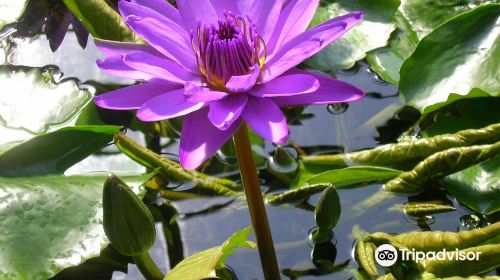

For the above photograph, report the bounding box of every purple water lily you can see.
[94,0,364,169]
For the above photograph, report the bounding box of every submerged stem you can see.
[132,253,164,280]
[234,123,281,280]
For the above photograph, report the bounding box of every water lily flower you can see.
[94,0,364,169]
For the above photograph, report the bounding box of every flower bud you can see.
[103,174,156,256]
[313,186,341,242]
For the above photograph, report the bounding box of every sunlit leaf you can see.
[0,0,28,31]
[0,175,149,280]
[306,0,400,70]
[367,0,495,85]
[0,126,120,177]
[399,4,500,114]
[0,66,91,140]
[63,0,135,42]
[163,227,255,280]
[306,166,401,188]
[442,156,500,214]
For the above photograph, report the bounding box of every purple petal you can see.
[94,39,162,57]
[250,74,319,97]
[136,89,205,121]
[177,0,218,31]
[184,83,229,102]
[131,0,182,25]
[46,12,71,52]
[262,12,363,82]
[273,70,364,106]
[119,1,186,37]
[225,65,260,93]
[237,0,284,42]
[242,96,288,144]
[125,16,197,72]
[94,82,180,110]
[123,52,199,84]
[210,0,240,18]
[267,0,319,58]
[208,94,248,130]
[71,15,89,48]
[96,55,155,81]
[180,107,242,170]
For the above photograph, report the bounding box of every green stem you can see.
[234,123,281,280]
[133,253,164,280]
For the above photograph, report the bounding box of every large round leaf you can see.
[0,175,148,280]
[0,126,120,177]
[442,156,500,214]
[305,0,400,70]
[366,0,496,85]
[0,66,91,134]
[399,4,500,114]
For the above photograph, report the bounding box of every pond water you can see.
[1,28,496,280]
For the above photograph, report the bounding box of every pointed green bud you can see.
[103,174,156,256]
[313,186,341,242]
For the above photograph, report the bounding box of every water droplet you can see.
[327,103,349,115]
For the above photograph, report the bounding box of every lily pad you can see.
[366,0,496,85]
[164,227,256,280]
[0,0,28,31]
[0,66,91,135]
[399,4,500,114]
[442,156,500,214]
[0,175,149,280]
[305,0,400,70]
[0,126,121,177]
[399,0,497,39]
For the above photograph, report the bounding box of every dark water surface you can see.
[1,31,482,280]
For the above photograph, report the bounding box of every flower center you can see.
[190,13,266,89]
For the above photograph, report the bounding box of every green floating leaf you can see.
[269,166,401,204]
[385,142,500,194]
[422,244,500,277]
[115,133,236,196]
[103,175,155,256]
[314,186,341,242]
[303,123,500,169]
[368,221,500,251]
[0,126,120,177]
[63,0,135,41]
[0,175,149,280]
[442,156,500,214]
[163,227,256,280]
[306,0,400,70]
[307,166,402,188]
[399,4,500,114]
[0,66,91,151]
